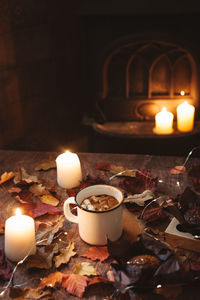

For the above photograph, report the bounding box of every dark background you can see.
[1,0,200,156]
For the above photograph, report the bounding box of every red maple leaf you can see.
[81,246,109,262]
[33,203,62,218]
[62,274,89,298]
[0,249,13,281]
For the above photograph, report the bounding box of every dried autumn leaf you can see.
[0,171,15,184]
[9,286,52,299]
[29,183,47,196]
[14,167,38,185]
[7,187,22,194]
[15,189,32,204]
[109,165,137,178]
[40,194,59,206]
[0,249,13,281]
[39,271,63,289]
[24,251,52,270]
[62,274,89,298]
[24,244,58,270]
[74,262,98,276]
[170,165,186,175]
[88,276,111,286]
[33,203,62,218]
[0,221,5,234]
[35,156,56,171]
[81,246,109,262]
[38,243,59,268]
[36,216,64,245]
[54,241,76,268]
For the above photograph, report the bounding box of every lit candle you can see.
[154,107,174,134]
[56,150,82,189]
[5,209,36,262]
[177,101,195,132]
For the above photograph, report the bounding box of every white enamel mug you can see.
[63,184,124,245]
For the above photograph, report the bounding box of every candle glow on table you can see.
[154,107,174,134]
[56,150,82,189]
[177,101,195,132]
[5,208,36,262]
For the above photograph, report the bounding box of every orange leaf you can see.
[170,165,186,175]
[81,246,109,262]
[0,171,15,184]
[39,271,63,289]
[88,276,110,286]
[62,274,89,298]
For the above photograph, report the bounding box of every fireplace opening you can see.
[99,40,198,121]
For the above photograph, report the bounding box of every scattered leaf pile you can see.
[0,158,199,299]
[107,233,200,298]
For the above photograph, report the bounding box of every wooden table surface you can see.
[0,150,199,300]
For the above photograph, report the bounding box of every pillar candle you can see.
[177,101,195,132]
[5,209,36,262]
[154,107,174,134]
[56,150,82,189]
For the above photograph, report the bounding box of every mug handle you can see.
[63,197,79,224]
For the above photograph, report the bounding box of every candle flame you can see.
[16,208,22,216]
[161,107,167,112]
[65,150,71,154]
[180,90,185,96]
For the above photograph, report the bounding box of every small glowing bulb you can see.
[176,181,180,186]
[180,90,185,96]
[157,284,162,289]
[15,208,22,216]
[158,179,163,183]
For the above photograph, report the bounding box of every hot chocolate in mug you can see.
[63,184,124,245]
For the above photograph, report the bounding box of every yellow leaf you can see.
[0,171,15,184]
[40,194,59,206]
[54,242,76,268]
[74,262,98,276]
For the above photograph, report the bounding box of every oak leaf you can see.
[39,271,63,289]
[0,171,15,184]
[74,262,98,276]
[33,203,62,218]
[54,241,76,268]
[35,156,56,171]
[62,274,89,298]
[40,194,59,206]
[81,246,109,262]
